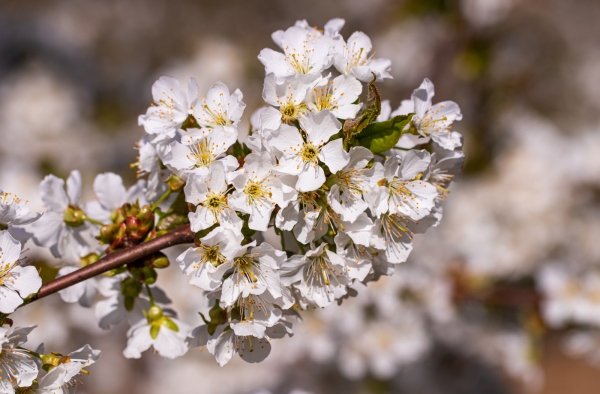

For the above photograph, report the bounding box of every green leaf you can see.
[352,114,414,154]
[343,73,381,148]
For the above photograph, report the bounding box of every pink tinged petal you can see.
[319,139,350,174]
[39,175,69,212]
[66,170,82,204]
[93,172,127,211]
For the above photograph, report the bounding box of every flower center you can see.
[244,180,271,205]
[279,102,303,124]
[299,143,319,164]
[285,50,313,74]
[189,140,215,168]
[203,192,228,216]
[203,105,232,127]
[202,245,227,267]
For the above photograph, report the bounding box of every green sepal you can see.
[150,324,161,339]
[351,114,414,154]
[124,296,135,312]
[163,317,179,332]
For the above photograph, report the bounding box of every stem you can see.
[151,188,173,211]
[85,217,105,226]
[279,230,286,251]
[145,284,155,306]
[30,224,194,304]
[17,347,41,359]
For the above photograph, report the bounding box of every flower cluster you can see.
[0,16,465,374]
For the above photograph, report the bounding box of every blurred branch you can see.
[30,224,195,303]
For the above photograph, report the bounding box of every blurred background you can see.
[2,0,600,392]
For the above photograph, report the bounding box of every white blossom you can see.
[327,146,383,223]
[164,131,238,180]
[0,231,42,313]
[31,170,92,262]
[366,151,437,220]
[259,25,333,80]
[407,78,463,150]
[260,73,320,131]
[331,31,392,82]
[138,76,198,142]
[192,81,245,136]
[177,227,242,291]
[0,191,41,242]
[85,172,147,224]
[269,111,349,192]
[0,325,38,392]
[281,243,349,308]
[183,162,242,232]
[124,312,190,360]
[306,74,362,119]
[228,152,291,231]
[220,242,286,307]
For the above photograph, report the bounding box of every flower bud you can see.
[97,223,119,244]
[142,267,157,285]
[121,277,142,298]
[80,253,100,267]
[137,205,154,230]
[147,305,163,320]
[167,174,185,191]
[63,205,86,227]
[150,254,170,269]
[124,296,136,311]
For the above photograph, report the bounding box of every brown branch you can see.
[31,224,194,302]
